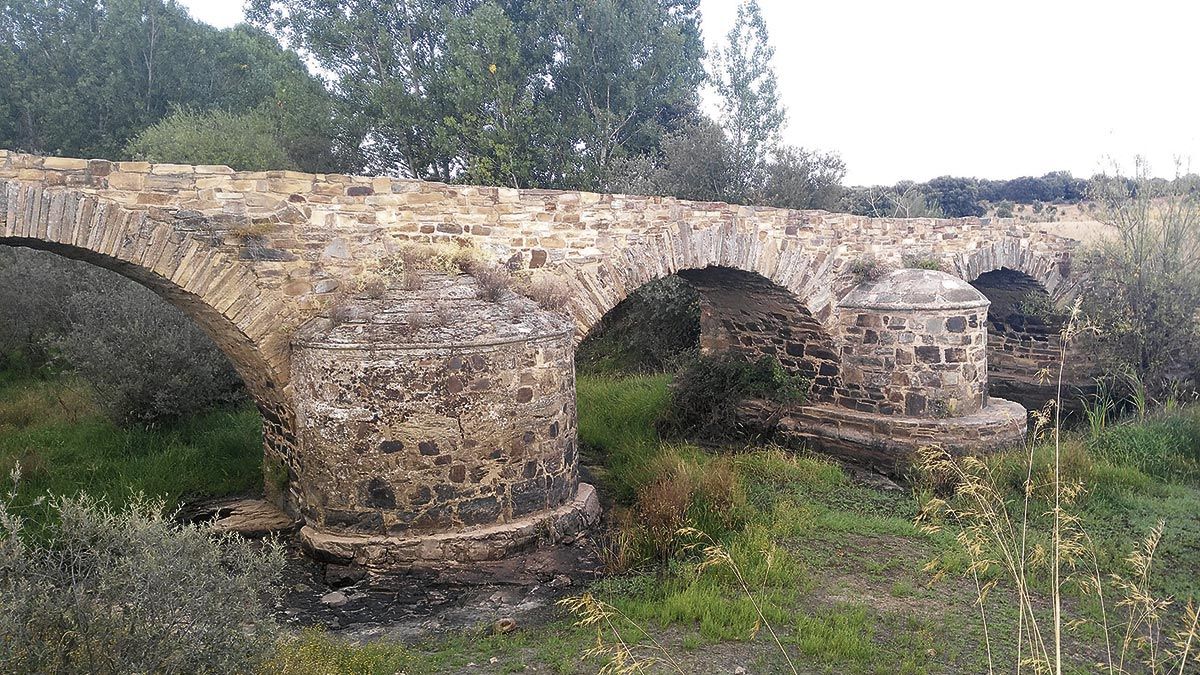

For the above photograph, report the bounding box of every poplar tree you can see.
[710,0,787,202]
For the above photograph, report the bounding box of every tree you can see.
[539,0,705,188]
[924,176,984,217]
[247,0,705,188]
[0,0,338,170]
[1080,165,1200,395]
[608,118,733,201]
[608,0,843,210]
[124,107,295,172]
[761,145,845,211]
[841,183,944,218]
[710,0,786,202]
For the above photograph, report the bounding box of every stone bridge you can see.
[0,151,1085,570]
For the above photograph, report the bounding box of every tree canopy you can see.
[246,0,706,189]
[0,0,339,171]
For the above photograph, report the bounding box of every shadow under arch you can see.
[968,266,1094,411]
[554,225,842,343]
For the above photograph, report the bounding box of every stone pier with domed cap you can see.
[745,269,1028,471]
[288,272,599,570]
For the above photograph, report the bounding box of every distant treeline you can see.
[843,171,1200,218]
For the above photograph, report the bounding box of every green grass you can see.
[576,372,671,502]
[4,364,1199,673]
[0,370,263,527]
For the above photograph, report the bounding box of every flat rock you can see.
[179,497,298,537]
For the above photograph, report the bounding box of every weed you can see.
[847,254,894,282]
[520,275,573,312]
[466,260,513,302]
[900,253,945,271]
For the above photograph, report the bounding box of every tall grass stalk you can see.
[683,527,798,675]
[919,299,1200,674]
[557,593,686,674]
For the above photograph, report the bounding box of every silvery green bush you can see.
[0,246,245,425]
[0,488,283,674]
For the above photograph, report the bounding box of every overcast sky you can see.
[180,0,1200,185]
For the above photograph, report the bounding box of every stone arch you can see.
[0,180,303,506]
[965,262,1093,411]
[953,237,1076,302]
[555,230,844,402]
[552,228,840,341]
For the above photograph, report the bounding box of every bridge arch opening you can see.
[576,265,841,398]
[968,267,1083,411]
[0,236,300,513]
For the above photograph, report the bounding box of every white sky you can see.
[180,0,1200,185]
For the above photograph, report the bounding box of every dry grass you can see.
[466,260,513,303]
[520,275,574,312]
[916,301,1200,674]
[847,254,894,282]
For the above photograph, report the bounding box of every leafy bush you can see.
[0,247,245,426]
[125,107,296,171]
[1079,171,1200,396]
[656,353,806,441]
[0,491,283,674]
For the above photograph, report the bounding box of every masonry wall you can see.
[678,267,842,402]
[838,304,989,417]
[0,151,1080,553]
[0,151,1080,351]
[289,274,578,541]
[970,268,1094,410]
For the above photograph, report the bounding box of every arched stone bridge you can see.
[0,151,1085,570]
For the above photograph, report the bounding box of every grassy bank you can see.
[0,369,263,528]
[2,365,1197,672]
[271,374,1200,673]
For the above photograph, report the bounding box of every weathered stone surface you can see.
[838,270,990,418]
[300,483,601,571]
[179,497,298,537]
[291,273,578,540]
[970,268,1097,411]
[744,397,1028,474]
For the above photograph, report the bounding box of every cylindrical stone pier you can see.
[837,268,990,418]
[760,269,1028,470]
[288,273,598,570]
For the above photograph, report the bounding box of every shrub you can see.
[0,491,283,674]
[0,247,245,426]
[1079,169,1200,397]
[656,353,806,441]
[466,261,513,302]
[847,254,894,282]
[621,451,749,565]
[124,107,296,172]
